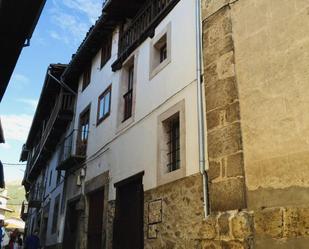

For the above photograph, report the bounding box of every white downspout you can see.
[195,0,210,217]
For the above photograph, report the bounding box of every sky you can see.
[0,0,103,182]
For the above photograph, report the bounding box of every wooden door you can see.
[113,174,144,249]
[63,201,80,249]
[87,189,105,249]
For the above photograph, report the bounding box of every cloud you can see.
[48,0,102,45]
[0,143,11,150]
[50,12,89,43]
[1,115,33,142]
[16,99,38,111]
[62,0,102,23]
[11,74,30,90]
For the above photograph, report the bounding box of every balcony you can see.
[20,201,28,221]
[56,129,88,171]
[112,0,180,71]
[28,199,41,209]
[27,91,75,180]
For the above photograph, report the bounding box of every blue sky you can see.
[0,0,102,182]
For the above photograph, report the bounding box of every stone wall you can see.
[202,0,309,209]
[230,0,309,210]
[143,173,309,249]
[201,0,309,248]
[106,200,115,249]
[202,3,246,212]
[144,174,205,248]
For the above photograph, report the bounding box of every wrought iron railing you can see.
[28,91,75,174]
[58,129,88,166]
[118,0,179,61]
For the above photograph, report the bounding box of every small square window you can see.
[150,23,171,79]
[160,43,167,63]
[154,34,167,66]
[97,86,112,125]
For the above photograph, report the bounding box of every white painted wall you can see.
[72,0,198,200]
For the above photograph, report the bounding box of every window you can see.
[49,171,52,187]
[56,170,62,185]
[150,23,171,79]
[100,36,112,69]
[157,100,186,186]
[97,86,112,125]
[51,195,60,234]
[77,106,90,156]
[82,64,92,91]
[117,55,136,131]
[166,115,180,172]
[123,65,134,122]
[160,43,167,63]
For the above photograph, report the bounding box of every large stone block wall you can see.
[202,3,246,212]
[144,174,205,248]
[143,174,309,249]
[201,0,309,247]
[202,0,309,209]
[230,0,309,209]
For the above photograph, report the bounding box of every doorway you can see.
[62,200,81,249]
[113,172,144,249]
[87,188,105,249]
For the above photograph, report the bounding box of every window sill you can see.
[96,113,110,127]
[149,57,171,80]
[157,167,186,186]
[116,115,134,134]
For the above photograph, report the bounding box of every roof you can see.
[0,0,46,102]
[23,64,67,149]
[61,0,146,85]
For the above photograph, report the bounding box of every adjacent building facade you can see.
[21,0,309,249]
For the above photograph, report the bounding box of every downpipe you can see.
[196,0,210,217]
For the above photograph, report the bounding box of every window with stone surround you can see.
[149,23,171,79]
[165,114,180,172]
[157,100,186,186]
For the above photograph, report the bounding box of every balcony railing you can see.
[28,91,75,178]
[112,0,180,71]
[57,129,88,171]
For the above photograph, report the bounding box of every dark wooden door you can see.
[113,175,144,249]
[87,189,105,249]
[63,201,80,249]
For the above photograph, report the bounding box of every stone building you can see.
[21,0,309,249]
[197,0,309,248]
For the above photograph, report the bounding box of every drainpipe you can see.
[195,0,210,217]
